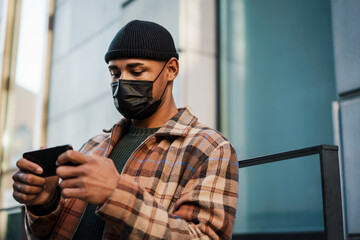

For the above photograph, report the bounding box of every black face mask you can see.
[111,63,168,120]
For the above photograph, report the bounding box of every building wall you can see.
[178,0,217,128]
[48,0,175,149]
[331,0,360,236]
[47,0,216,150]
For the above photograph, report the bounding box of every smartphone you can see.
[23,144,74,177]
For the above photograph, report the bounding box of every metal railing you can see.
[233,145,344,240]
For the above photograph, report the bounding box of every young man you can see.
[12,20,238,239]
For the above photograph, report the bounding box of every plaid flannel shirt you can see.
[25,106,239,239]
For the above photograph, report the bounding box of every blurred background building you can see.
[0,0,359,239]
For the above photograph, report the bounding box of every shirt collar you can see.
[109,106,198,139]
[155,106,198,138]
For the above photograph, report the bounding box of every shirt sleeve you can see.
[25,195,65,240]
[96,141,239,239]
[27,186,61,216]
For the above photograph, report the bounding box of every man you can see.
[12,20,238,239]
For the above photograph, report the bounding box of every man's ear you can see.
[166,57,179,81]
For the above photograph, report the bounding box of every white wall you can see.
[177,0,217,129]
[47,0,217,149]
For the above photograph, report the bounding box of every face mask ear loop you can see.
[153,61,168,83]
[158,81,169,102]
[112,81,120,97]
[153,61,170,101]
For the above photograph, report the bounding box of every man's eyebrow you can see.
[108,62,145,70]
[108,65,119,70]
[126,62,144,68]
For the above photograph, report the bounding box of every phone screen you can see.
[23,144,73,177]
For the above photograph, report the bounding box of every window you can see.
[0,0,52,238]
[218,0,337,235]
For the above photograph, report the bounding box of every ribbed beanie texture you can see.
[105,20,178,63]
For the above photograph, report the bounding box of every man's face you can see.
[108,58,168,100]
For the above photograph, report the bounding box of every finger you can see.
[47,175,60,183]
[59,177,84,189]
[40,145,47,149]
[13,182,43,194]
[13,191,37,203]
[56,165,84,179]
[16,158,43,175]
[60,187,84,199]
[57,150,88,166]
[12,172,46,186]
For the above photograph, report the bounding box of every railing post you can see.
[20,206,26,240]
[320,146,344,240]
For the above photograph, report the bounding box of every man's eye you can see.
[110,72,120,78]
[132,71,143,77]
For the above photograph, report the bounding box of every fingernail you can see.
[36,168,43,174]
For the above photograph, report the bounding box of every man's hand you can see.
[12,157,59,206]
[56,150,120,205]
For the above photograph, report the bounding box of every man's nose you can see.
[119,72,131,80]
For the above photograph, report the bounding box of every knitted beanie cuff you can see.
[105,49,179,63]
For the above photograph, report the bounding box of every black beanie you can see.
[104,20,179,63]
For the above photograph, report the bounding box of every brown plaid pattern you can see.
[25,106,239,239]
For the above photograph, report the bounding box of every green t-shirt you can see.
[72,125,159,240]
